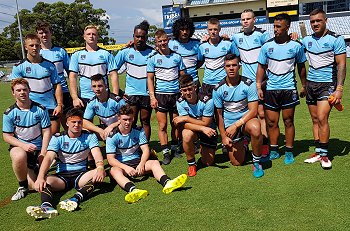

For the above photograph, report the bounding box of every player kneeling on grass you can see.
[213,54,264,178]
[173,74,217,177]
[26,108,106,219]
[106,105,187,203]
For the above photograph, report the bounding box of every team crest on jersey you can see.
[254,38,259,44]
[173,45,178,51]
[205,48,209,54]
[239,38,243,44]
[55,54,61,59]
[223,91,228,98]
[129,54,134,61]
[288,49,294,54]
[157,59,162,65]
[81,55,86,60]
[15,116,20,123]
[268,48,274,54]
[26,67,31,73]
[184,106,189,112]
[94,105,99,111]
[63,142,69,149]
[308,42,312,49]
[118,140,123,146]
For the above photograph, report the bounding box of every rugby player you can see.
[36,21,72,130]
[3,78,51,201]
[69,25,118,109]
[213,54,264,178]
[11,34,63,134]
[106,105,187,203]
[114,20,155,140]
[83,74,126,141]
[174,74,217,177]
[197,18,239,98]
[147,29,186,165]
[26,108,106,219]
[302,9,346,169]
[231,9,271,155]
[256,13,307,164]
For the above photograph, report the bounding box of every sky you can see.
[0,0,186,43]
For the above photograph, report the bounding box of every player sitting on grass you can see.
[26,108,106,219]
[213,54,264,178]
[83,74,126,141]
[173,74,217,177]
[106,105,187,203]
[3,78,51,201]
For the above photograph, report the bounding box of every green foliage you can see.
[0,0,115,60]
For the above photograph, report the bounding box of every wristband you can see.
[256,82,262,89]
[336,85,344,92]
[96,166,104,170]
[95,160,104,165]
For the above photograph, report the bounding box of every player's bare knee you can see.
[283,117,294,128]
[182,129,195,143]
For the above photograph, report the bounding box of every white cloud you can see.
[137,8,163,24]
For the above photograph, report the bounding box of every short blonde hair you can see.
[84,25,99,33]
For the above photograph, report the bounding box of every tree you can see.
[1,0,115,60]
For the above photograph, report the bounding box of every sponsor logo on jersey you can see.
[223,91,228,98]
[221,47,227,51]
[15,116,20,122]
[173,45,178,51]
[94,105,99,111]
[184,106,189,112]
[254,38,259,44]
[268,48,274,54]
[205,48,209,54]
[239,38,243,44]
[55,54,61,59]
[288,49,294,55]
[292,90,297,101]
[63,142,69,149]
[129,54,134,61]
[308,42,312,49]
[157,59,162,65]
[323,43,330,48]
[98,55,105,60]
[81,55,86,60]
[26,67,31,73]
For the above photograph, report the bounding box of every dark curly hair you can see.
[134,20,150,34]
[172,17,195,41]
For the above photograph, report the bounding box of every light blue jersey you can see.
[11,59,60,110]
[176,94,215,128]
[169,38,200,83]
[83,93,126,126]
[147,51,185,94]
[3,102,51,149]
[106,127,148,163]
[213,78,258,128]
[198,39,239,85]
[47,130,100,173]
[69,48,117,99]
[231,27,270,81]
[302,31,346,82]
[40,46,70,93]
[115,46,155,96]
[258,39,307,90]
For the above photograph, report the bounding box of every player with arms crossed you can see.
[302,9,346,169]
[174,74,217,177]
[3,78,51,201]
[256,13,307,164]
[26,108,106,219]
[11,34,63,134]
[106,105,187,203]
[147,29,186,165]
[213,54,264,178]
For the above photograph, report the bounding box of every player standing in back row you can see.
[302,9,346,169]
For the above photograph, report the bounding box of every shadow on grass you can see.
[149,141,162,153]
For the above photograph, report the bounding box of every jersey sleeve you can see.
[50,64,60,85]
[176,101,188,116]
[178,56,186,71]
[69,52,79,73]
[114,49,126,70]
[295,44,307,64]
[107,53,117,72]
[257,45,268,65]
[247,84,258,102]
[212,89,223,109]
[83,101,95,121]
[47,136,60,153]
[62,49,70,73]
[139,129,148,146]
[106,135,116,154]
[197,45,204,62]
[261,31,271,44]
[2,113,14,133]
[116,99,127,112]
[146,56,155,73]
[230,42,240,57]
[10,65,23,80]
[203,99,214,117]
[40,108,51,129]
[334,36,346,55]
[88,133,100,149]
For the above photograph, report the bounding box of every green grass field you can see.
[1,65,350,231]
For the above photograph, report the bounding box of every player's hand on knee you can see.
[136,162,146,176]
[93,167,106,183]
[125,166,137,177]
[203,127,217,137]
[225,124,238,139]
[73,98,84,108]
[23,143,37,152]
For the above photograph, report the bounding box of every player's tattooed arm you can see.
[335,53,346,87]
